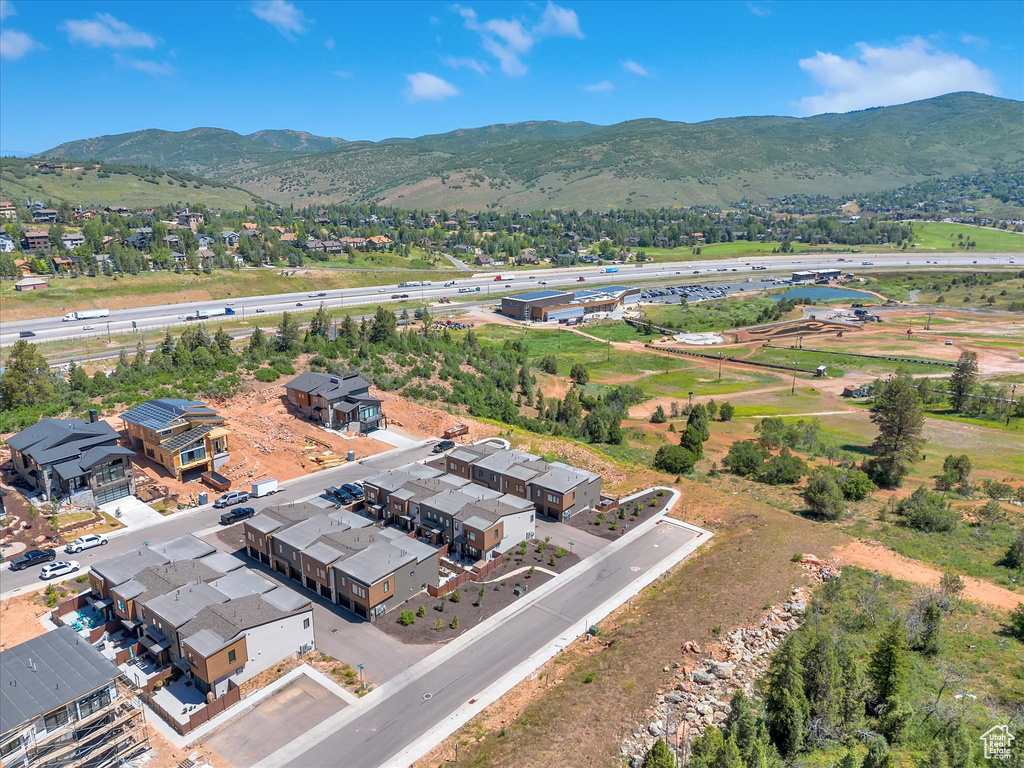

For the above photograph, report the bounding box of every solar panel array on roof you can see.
[119,399,208,431]
[507,289,570,302]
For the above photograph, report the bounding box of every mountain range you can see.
[39,93,1024,210]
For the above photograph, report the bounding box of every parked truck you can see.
[195,307,236,319]
[251,478,278,497]
[62,309,110,322]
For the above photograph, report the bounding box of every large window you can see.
[44,707,69,732]
[179,446,207,466]
[351,583,367,599]
[228,649,236,664]
[92,460,125,485]
[77,687,112,719]
[546,493,560,504]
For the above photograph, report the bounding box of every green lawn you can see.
[911,221,1024,252]
[641,293,801,332]
[749,347,951,377]
[581,322,659,343]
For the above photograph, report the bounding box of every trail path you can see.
[834,541,1022,611]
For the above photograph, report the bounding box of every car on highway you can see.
[226,301,235,305]
[378,288,387,292]
[391,293,402,299]
[296,302,304,307]
[178,314,188,319]
[65,534,108,554]
[19,331,35,338]
[578,276,585,282]
[82,325,94,331]
[256,308,265,313]
[945,340,954,345]
[220,506,256,525]
[40,560,80,580]
[214,490,250,508]
[8,548,56,571]
[432,439,456,453]
[539,281,548,285]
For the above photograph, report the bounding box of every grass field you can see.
[910,221,1024,252]
[0,164,262,210]
[641,293,802,332]
[749,346,951,377]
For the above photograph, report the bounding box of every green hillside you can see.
[0,158,264,210]
[39,93,1024,211]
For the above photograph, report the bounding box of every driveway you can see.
[100,497,163,529]
[535,519,608,560]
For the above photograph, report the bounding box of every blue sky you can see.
[1,0,1021,153]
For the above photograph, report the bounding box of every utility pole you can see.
[1008,384,1017,427]
[718,352,723,380]
[791,363,798,395]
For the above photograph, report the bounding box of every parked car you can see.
[8,549,56,571]
[220,507,255,525]
[214,491,250,508]
[945,340,953,345]
[341,483,364,499]
[432,439,456,453]
[65,534,108,554]
[40,560,80,580]
[326,486,354,504]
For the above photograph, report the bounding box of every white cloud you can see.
[621,59,650,77]
[797,37,998,115]
[454,3,583,78]
[324,37,335,49]
[444,55,489,76]
[251,0,307,38]
[959,33,988,48]
[583,80,613,93]
[63,13,159,49]
[0,0,16,22]
[534,2,584,39]
[405,72,459,102]
[0,28,41,60]
[747,2,771,17]
[332,69,353,78]
[116,54,175,76]
[429,15,440,25]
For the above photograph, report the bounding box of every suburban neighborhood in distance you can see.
[1,1,1023,768]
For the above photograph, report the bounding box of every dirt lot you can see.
[0,592,53,651]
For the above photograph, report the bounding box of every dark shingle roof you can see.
[0,626,120,735]
[285,372,371,402]
[6,419,121,467]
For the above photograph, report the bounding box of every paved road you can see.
[0,442,436,596]
[4,252,1016,347]
[270,521,701,768]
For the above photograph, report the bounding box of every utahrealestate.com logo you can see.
[981,725,1015,760]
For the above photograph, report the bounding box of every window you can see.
[116,599,125,612]
[247,531,253,541]
[44,708,69,732]
[546,493,560,504]
[0,736,23,758]
[303,618,310,629]
[317,568,325,578]
[467,531,476,542]
[146,447,155,459]
[228,649,236,664]
[516,484,523,493]
[77,687,111,719]
[351,583,366,598]
[449,462,456,471]
[383,581,390,594]
[180,446,207,466]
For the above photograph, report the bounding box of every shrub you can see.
[399,610,416,626]
[549,555,556,566]
[841,468,875,500]
[653,445,696,475]
[569,363,590,385]
[583,672,595,684]
[416,604,426,618]
[758,447,807,485]
[804,468,845,519]
[650,405,667,424]
[450,615,459,630]
[451,588,461,603]
[719,402,734,421]
[254,367,279,382]
[724,440,768,476]
[896,486,959,532]
[792,553,804,562]
[1009,604,1024,641]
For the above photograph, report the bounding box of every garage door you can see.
[95,483,130,505]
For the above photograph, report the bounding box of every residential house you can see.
[6,413,136,504]
[304,238,326,253]
[171,251,187,265]
[126,227,153,250]
[23,230,51,252]
[339,236,366,249]
[284,372,384,433]
[32,209,58,224]
[162,234,180,250]
[104,206,131,217]
[0,201,17,221]
[60,232,84,251]
[0,234,15,252]
[120,399,230,481]
[366,235,391,250]
[221,230,240,248]
[176,209,204,230]
[14,277,48,291]
[280,232,297,244]
[242,505,438,622]
[89,535,314,699]
[0,626,149,768]
[197,234,215,250]
[475,253,493,266]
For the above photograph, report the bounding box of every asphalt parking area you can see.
[204,675,346,768]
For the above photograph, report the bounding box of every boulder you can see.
[691,670,715,685]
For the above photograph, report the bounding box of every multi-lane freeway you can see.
[3,252,1017,347]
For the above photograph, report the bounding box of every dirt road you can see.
[834,540,1022,611]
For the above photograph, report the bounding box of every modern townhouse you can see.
[119,399,230,481]
[6,412,136,505]
[0,627,148,768]
[88,535,314,699]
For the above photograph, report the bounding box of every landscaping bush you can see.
[653,444,696,475]
[399,610,416,626]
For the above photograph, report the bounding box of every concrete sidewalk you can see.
[100,497,163,529]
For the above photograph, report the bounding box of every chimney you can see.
[88,408,98,423]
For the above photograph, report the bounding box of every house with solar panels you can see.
[119,399,230,482]
[499,285,642,323]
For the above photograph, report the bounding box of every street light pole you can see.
[718,352,723,381]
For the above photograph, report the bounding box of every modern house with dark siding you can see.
[284,372,384,433]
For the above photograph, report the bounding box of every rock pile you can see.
[619,558,841,767]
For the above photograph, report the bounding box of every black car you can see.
[341,483,364,499]
[19,330,36,338]
[220,506,255,525]
[9,548,56,571]
[432,439,456,453]
[327,486,354,504]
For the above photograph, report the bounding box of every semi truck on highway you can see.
[602,267,620,273]
[194,307,236,319]
[458,286,481,293]
[62,309,110,322]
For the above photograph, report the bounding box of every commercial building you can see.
[499,285,642,322]
[6,414,135,505]
[791,269,841,284]
[242,504,438,622]
[120,399,230,482]
[284,372,384,433]
[88,535,314,698]
[0,626,149,768]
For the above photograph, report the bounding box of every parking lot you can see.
[639,276,792,304]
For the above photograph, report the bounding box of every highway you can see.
[3,251,1017,347]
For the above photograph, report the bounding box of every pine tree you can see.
[868,620,909,709]
[726,690,758,764]
[862,739,892,768]
[687,403,710,441]
[213,327,233,355]
[0,340,55,410]
[802,625,843,731]
[131,341,148,371]
[277,312,301,352]
[339,314,358,346]
[763,634,810,757]
[680,424,704,460]
[868,373,925,488]
[650,405,667,423]
[948,351,978,413]
[309,303,331,338]
[248,326,266,355]
[369,306,397,344]
[641,738,675,768]
[160,330,175,355]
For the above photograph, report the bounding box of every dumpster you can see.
[198,492,208,505]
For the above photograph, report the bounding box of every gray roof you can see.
[6,419,122,468]
[145,582,228,628]
[339,542,414,585]
[180,591,308,656]
[152,534,216,562]
[197,550,243,574]
[531,466,594,493]
[507,289,569,302]
[274,515,351,551]
[285,372,371,403]
[209,569,274,600]
[91,546,169,586]
[0,626,120,736]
